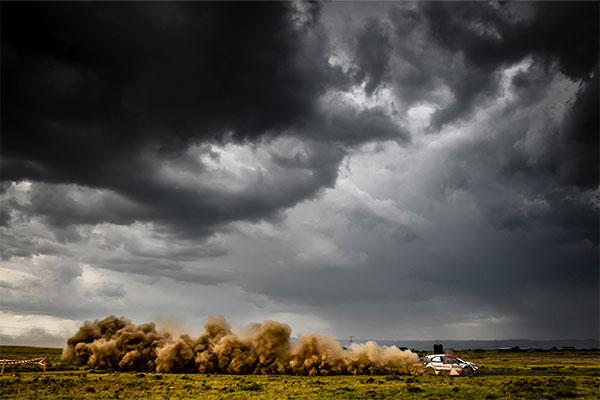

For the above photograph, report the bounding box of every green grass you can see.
[1,347,598,399]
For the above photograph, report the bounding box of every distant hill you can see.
[338,339,600,351]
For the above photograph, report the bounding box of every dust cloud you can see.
[62,315,423,375]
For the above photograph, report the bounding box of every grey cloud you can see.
[1,297,100,321]
[347,208,419,243]
[307,107,410,146]
[55,262,82,284]
[0,280,17,289]
[90,256,232,287]
[22,183,150,230]
[122,240,227,262]
[0,328,71,348]
[0,201,11,227]
[0,275,103,320]
[382,52,597,245]
[510,63,555,108]
[0,141,346,240]
[427,68,500,131]
[96,282,126,298]
[244,264,429,308]
[0,230,65,259]
[241,209,598,339]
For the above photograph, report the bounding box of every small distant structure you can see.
[499,346,522,352]
[341,336,354,350]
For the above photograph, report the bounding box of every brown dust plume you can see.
[62,315,423,375]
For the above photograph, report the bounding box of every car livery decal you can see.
[423,354,478,376]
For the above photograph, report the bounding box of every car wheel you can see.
[463,366,474,377]
[425,366,436,376]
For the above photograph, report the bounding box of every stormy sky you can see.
[1,1,598,345]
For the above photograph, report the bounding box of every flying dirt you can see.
[62,315,423,375]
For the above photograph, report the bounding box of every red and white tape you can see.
[0,357,46,366]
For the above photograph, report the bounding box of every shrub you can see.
[238,382,263,391]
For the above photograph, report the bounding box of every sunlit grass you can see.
[1,347,598,399]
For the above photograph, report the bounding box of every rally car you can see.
[422,354,479,377]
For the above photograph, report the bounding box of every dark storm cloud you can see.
[381,2,600,256]
[2,2,333,150]
[353,17,392,96]
[1,1,598,342]
[386,4,502,129]
[2,2,324,155]
[558,71,599,187]
[423,2,598,80]
[1,2,410,238]
[12,183,148,231]
[387,1,599,135]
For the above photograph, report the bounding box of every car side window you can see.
[443,356,456,363]
[431,356,441,362]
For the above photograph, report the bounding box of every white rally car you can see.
[422,354,479,377]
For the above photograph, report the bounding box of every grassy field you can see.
[1,346,598,399]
